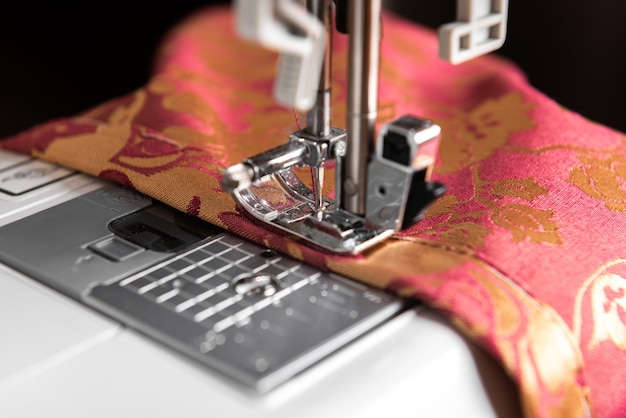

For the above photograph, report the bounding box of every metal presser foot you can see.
[222,0,447,254]
[220,0,511,254]
[221,116,445,254]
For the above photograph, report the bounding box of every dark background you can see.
[1,1,624,138]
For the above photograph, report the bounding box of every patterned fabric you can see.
[3,6,626,418]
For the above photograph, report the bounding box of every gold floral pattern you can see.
[419,166,561,249]
[574,260,626,351]
[490,178,549,202]
[492,204,562,245]
[569,154,626,212]
[436,92,536,174]
[589,272,626,350]
[410,92,560,250]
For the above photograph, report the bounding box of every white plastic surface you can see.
[0,307,521,418]
[235,0,326,110]
[439,0,509,64]
[0,150,104,226]
[0,159,74,195]
[0,266,120,394]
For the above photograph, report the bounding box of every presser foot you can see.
[231,171,393,254]
[221,116,445,255]
[222,128,391,254]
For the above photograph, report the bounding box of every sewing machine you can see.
[0,1,521,417]
[222,0,508,253]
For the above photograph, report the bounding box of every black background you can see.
[1,1,624,138]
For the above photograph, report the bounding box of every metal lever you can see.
[341,0,381,216]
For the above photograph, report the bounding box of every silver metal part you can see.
[222,3,445,254]
[221,163,256,192]
[311,164,325,210]
[366,159,414,230]
[222,141,307,193]
[0,181,405,393]
[86,234,403,393]
[221,114,445,253]
[223,128,395,254]
[305,0,333,211]
[366,116,444,231]
[341,0,382,215]
[305,0,332,138]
